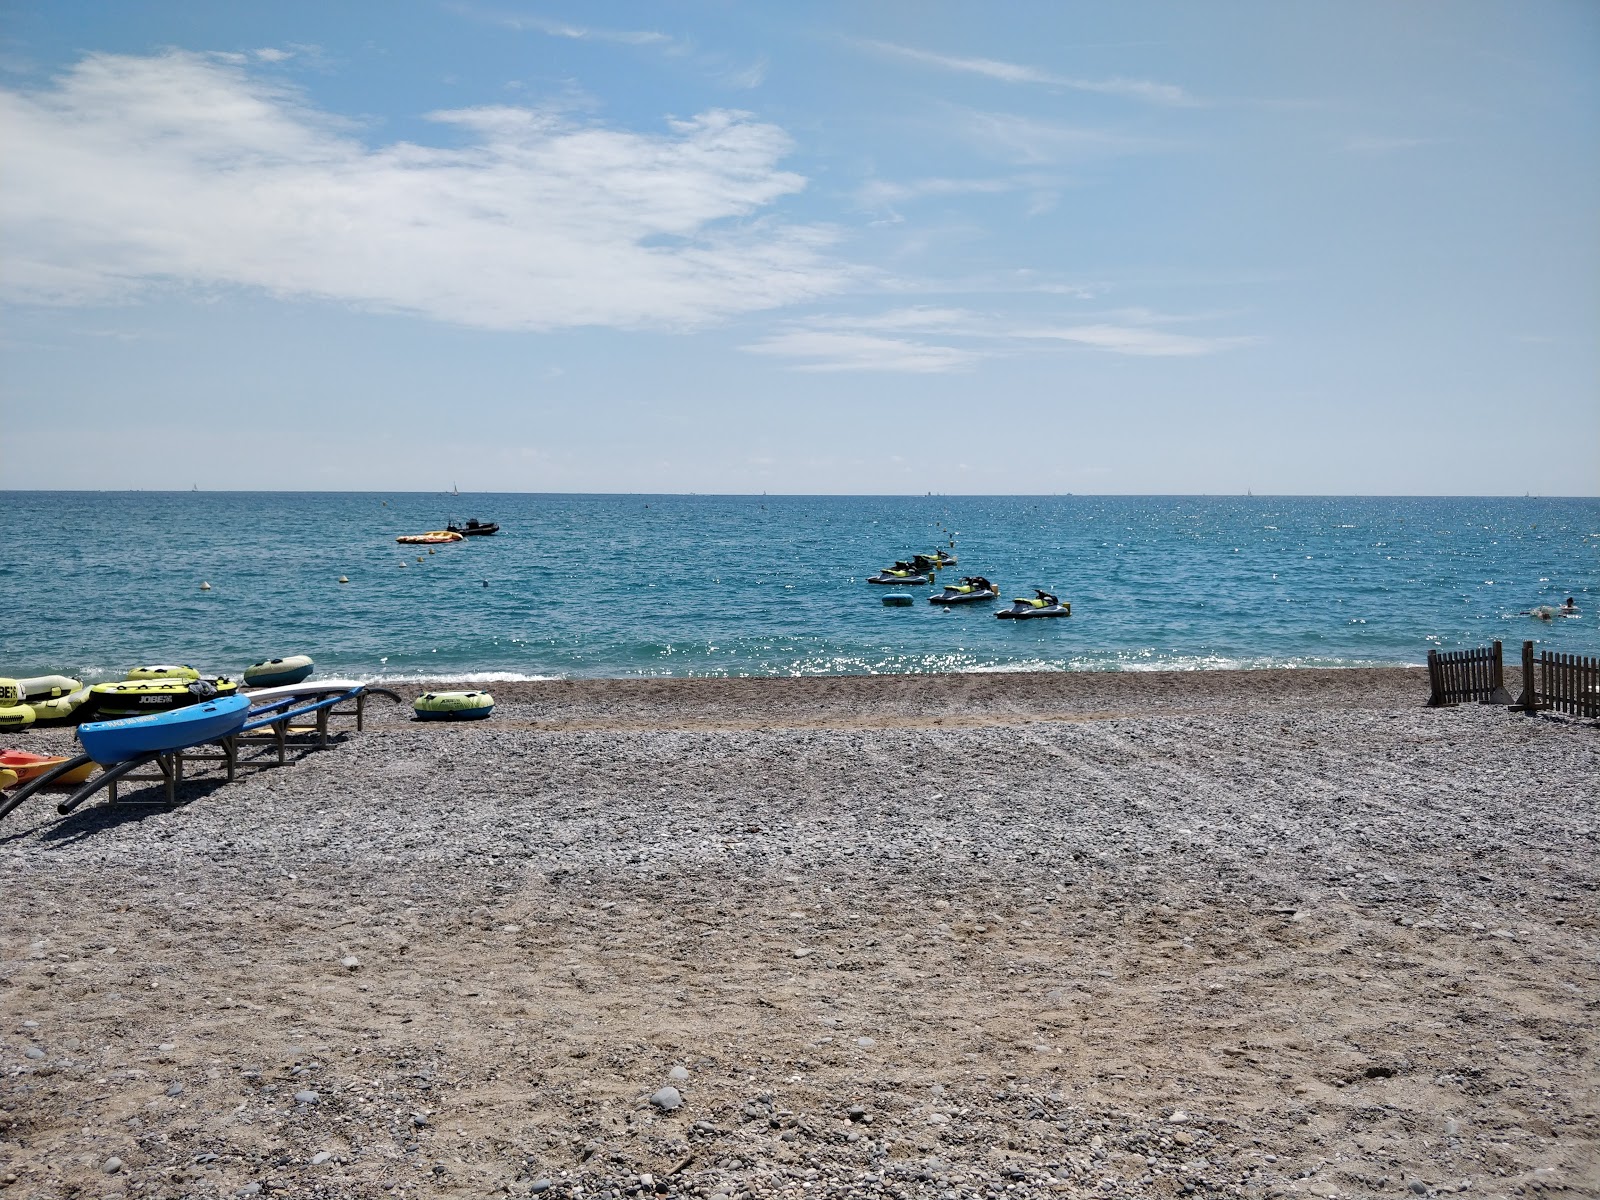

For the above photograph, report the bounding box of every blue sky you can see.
[2,1,1595,494]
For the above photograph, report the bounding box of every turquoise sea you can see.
[3,493,1596,682]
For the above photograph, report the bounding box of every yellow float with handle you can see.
[413,690,495,721]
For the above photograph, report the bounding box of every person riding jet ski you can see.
[996,588,1072,619]
[929,576,999,604]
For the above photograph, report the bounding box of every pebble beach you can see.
[3,668,1597,1199]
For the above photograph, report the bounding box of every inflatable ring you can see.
[244,655,315,687]
[413,690,495,721]
[0,704,37,733]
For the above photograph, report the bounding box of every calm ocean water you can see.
[4,493,1595,683]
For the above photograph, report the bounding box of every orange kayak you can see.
[0,749,95,786]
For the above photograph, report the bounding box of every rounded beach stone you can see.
[667,1065,690,1083]
[294,1089,321,1104]
[649,1085,683,1111]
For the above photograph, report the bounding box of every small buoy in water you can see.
[428,548,435,555]
[199,581,212,591]
[416,556,424,563]
[399,562,407,569]
[481,580,488,587]
[338,576,349,584]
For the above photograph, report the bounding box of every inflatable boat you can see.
[396,531,463,545]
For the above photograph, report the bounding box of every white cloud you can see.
[860,40,1196,106]
[743,329,982,373]
[0,51,849,329]
[1021,323,1260,356]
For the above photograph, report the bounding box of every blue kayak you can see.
[78,694,251,765]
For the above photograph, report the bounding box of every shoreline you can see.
[4,665,1594,1199]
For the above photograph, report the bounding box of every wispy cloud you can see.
[744,307,1258,371]
[0,51,850,330]
[954,110,1162,165]
[858,176,1020,207]
[860,40,1197,106]
[1019,324,1261,356]
[475,11,672,47]
[743,329,983,373]
[1341,135,1450,154]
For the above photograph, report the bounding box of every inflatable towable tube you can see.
[12,675,83,701]
[126,664,201,682]
[30,687,93,726]
[0,704,36,733]
[86,676,240,720]
[243,655,315,688]
[413,690,495,721]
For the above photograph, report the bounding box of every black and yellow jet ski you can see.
[996,589,1071,619]
[930,576,999,605]
[868,561,930,585]
[915,550,957,570]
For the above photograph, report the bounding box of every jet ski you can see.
[869,566,929,585]
[930,577,999,605]
[996,589,1072,619]
[916,550,957,570]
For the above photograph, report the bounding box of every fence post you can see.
[1512,640,1538,713]
[1488,640,1511,704]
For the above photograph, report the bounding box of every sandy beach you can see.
[2,667,1596,1199]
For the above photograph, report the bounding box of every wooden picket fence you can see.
[1514,641,1600,718]
[1427,641,1511,707]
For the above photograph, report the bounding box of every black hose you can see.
[0,753,93,821]
[56,755,156,815]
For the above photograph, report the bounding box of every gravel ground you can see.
[2,668,1597,1200]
